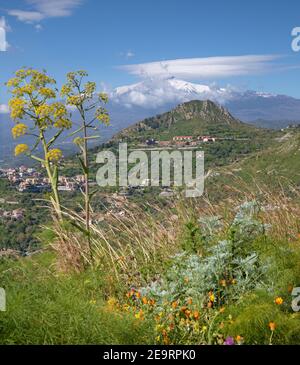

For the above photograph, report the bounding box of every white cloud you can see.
[7,10,44,23]
[7,0,83,23]
[111,77,239,109]
[0,104,9,114]
[120,55,282,80]
[35,24,43,31]
[125,51,135,59]
[120,50,135,59]
[0,17,8,51]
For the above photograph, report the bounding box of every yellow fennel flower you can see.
[8,98,26,120]
[15,144,29,156]
[54,118,72,129]
[12,123,28,138]
[47,149,63,162]
[39,87,56,99]
[36,104,53,118]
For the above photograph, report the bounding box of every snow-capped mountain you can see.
[110,77,300,123]
[111,77,234,108]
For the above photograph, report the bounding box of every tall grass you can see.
[48,179,300,283]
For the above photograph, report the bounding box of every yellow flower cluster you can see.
[73,137,84,146]
[67,95,83,106]
[47,149,63,162]
[9,69,55,88]
[11,123,28,139]
[54,118,72,129]
[12,84,34,96]
[15,144,29,156]
[84,81,96,97]
[60,84,72,97]
[95,104,110,123]
[52,103,67,119]
[39,87,56,99]
[36,104,53,118]
[8,98,26,120]
[6,77,20,88]
[99,92,109,103]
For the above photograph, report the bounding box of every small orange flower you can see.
[269,321,276,331]
[163,336,170,345]
[135,291,141,299]
[180,306,188,313]
[219,307,226,313]
[169,322,175,331]
[142,297,148,305]
[127,289,135,297]
[207,301,213,309]
[193,310,200,320]
[185,310,191,318]
[236,335,244,345]
[171,301,178,309]
[275,297,283,305]
[187,298,193,305]
[149,299,155,306]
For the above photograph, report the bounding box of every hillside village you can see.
[145,135,217,147]
[0,166,85,193]
[0,167,86,222]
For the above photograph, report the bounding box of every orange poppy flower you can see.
[275,297,283,305]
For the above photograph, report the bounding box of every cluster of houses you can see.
[146,135,216,147]
[0,166,85,193]
[0,198,23,221]
[0,208,25,221]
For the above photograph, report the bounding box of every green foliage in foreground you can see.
[0,253,154,344]
[1,200,300,345]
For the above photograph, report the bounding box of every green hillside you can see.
[205,129,300,200]
[107,100,282,170]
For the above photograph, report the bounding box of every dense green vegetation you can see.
[1,99,300,345]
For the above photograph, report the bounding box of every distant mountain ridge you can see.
[110,77,300,125]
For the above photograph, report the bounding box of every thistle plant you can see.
[60,71,110,259]
[6,68,72,218]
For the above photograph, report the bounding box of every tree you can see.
[60,71,109,259]
[6,68,72,218]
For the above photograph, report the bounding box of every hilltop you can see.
[113,100,267,143]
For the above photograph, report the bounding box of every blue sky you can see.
[0,0,300,107]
